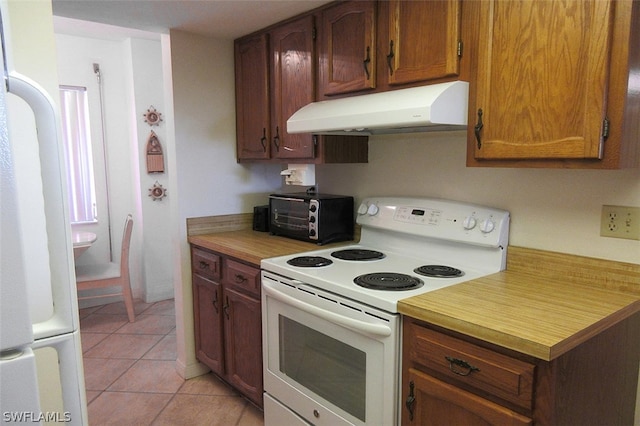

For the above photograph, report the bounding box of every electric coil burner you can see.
[286,256,333,267]
[354,272,424,291]
[331,249,385,261]
[414,265,464,278]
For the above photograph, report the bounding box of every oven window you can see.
[279,315,366,422]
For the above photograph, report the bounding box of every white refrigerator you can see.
[0,2,87,424]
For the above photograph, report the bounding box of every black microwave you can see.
[269,193,354,245]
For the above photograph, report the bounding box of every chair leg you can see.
[122,279,135,322]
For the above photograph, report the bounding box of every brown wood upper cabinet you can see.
[467,0,640,169]
[235,13,368,163]
[235,17,315,162]
[270,15,317,160]
[383,0,462,87]
[319,1,377,96]
[318,1,462,97]
[235,34,271,161]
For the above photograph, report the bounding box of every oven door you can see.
[262,271,400,426]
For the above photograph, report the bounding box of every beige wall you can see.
[167,29,282,379]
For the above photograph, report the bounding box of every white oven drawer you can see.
[264,393,311,426]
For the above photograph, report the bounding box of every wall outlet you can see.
[600,205,640,240]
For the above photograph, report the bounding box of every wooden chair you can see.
[75,214,135,322]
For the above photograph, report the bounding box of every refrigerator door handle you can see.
[8,73,78,340]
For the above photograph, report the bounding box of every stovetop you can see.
[261,197,510,313]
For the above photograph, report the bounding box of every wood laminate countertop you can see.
[398,246,640,361]
[188,229,350,265]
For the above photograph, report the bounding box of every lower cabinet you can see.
[402,315,640,425]
[405,369,532,425]
[191,245,263,407]
[222,287,262,403]
[402,318,534,425]
[193,274,224,373]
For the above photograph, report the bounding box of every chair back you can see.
[120,214,133,278]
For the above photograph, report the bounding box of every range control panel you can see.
[357,197,510,248]
[394,206,442,225]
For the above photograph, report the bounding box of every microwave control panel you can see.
[308,199,319,240]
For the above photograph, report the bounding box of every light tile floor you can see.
[79,299,264,426]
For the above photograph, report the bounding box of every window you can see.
[59,86,97,224]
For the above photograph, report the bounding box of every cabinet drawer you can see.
[405,321,535,411]
[191,247,221,280]
[223,259,260,297]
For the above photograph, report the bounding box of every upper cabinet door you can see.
[319,1,377,96]
[386,0,461,86]
[235,34,271,161]
[472,0,613,161]
[270,15,316,160]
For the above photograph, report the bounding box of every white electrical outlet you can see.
[600,205,640,240]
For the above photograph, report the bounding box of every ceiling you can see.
[52,0,332,40]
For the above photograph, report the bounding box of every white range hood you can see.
[287,81,469,135]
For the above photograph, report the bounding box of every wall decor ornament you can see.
[148,181,167,201]
[146,130,165,173]
[143,105,163,126]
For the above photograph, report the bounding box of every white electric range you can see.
[261,197,510,426]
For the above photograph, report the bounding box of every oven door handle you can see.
[263,281,392,337]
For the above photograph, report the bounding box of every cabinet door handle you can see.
[405,380,415,421]
[212,291,219,313]
[223,297,230,320]
[273,126,280,152]
[474,108,484,149]
[445,356,480,376]
[386,40,395,75]
[260,128,267,152]
[363,46,371,80]
[234,274,248,284]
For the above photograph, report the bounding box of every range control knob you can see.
[480,219,496,233]
[367,203,379,216]
[462,216,477,230]
[357,203,368,215]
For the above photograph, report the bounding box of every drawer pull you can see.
[445,356,480,376]
[199,261,210,270]
[405,380,416,421]
[234,274,248,284]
